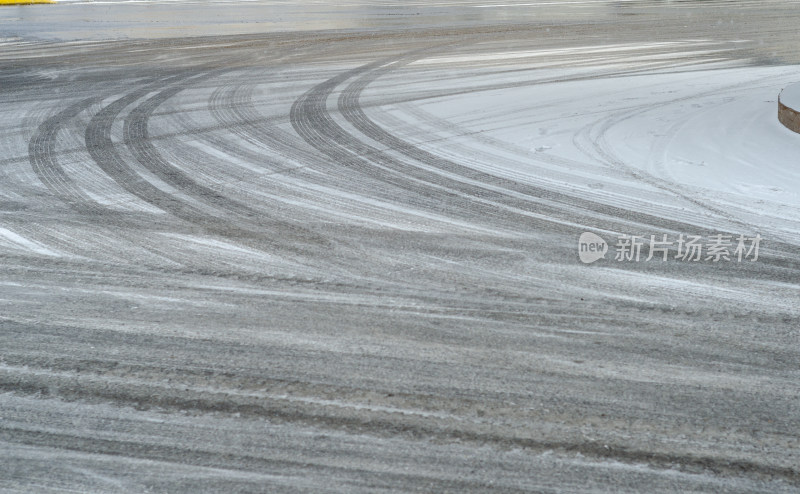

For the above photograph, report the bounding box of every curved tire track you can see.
[85,72,326,250]
[293,48,800,266]
[292,50,723,239]
[29,97,104,212]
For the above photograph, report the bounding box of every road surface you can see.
[1,0,799,492]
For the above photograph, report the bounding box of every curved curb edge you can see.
[778,84,800,134]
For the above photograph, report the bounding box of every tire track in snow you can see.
[337,49,800,267]
[85,72,327,252]
[28,98,102,212]
[122,71,325,246]
[292,47,720,241]
[578,74,800,260]
[291,52,591,236]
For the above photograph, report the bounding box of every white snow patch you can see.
[780,82,800,109]
[0,227,60,257]
[374,63,800,241]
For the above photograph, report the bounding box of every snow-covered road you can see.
[1,1,799,492]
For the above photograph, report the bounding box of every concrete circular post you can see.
[778,83,800,134]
